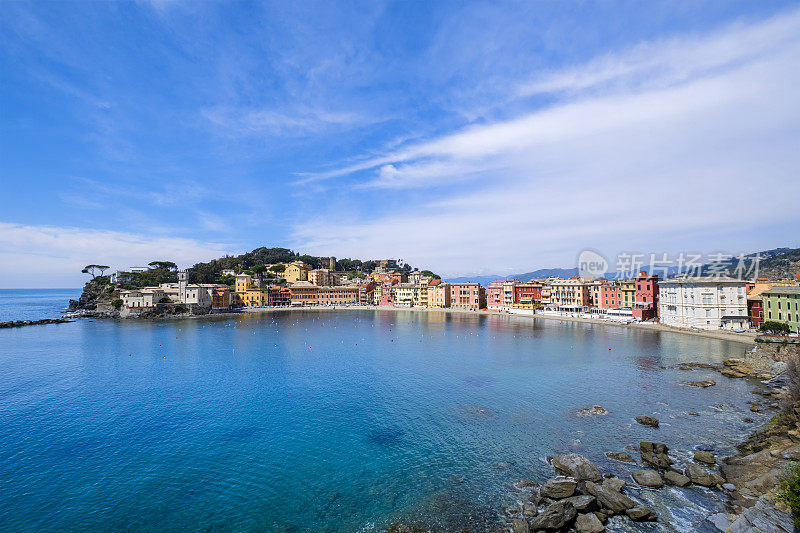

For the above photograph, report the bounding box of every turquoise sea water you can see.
[0,298,761,532]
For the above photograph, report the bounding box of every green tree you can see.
[111,299,123,310]
[421,270,441,279]
[762,320,791,334]
[82,264,110,279]
[148,261,177,271]
[269,264,286,273]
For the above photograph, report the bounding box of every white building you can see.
[120,271,219,309]
[659,276,749,330]
[393,283,417,306]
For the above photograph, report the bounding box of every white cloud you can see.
[202,105,366,137]
[0,222,234,288]
[291,9,800,276]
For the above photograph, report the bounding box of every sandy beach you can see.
[239,304,758,345]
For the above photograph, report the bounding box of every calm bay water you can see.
[0,289,81,322]
[0,301,760,532]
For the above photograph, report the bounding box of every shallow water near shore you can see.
[0,307,763,532]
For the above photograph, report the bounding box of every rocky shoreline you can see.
[0,318,73,329]
[389,345,799,532]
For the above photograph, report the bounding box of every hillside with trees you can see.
[188,247,413,284]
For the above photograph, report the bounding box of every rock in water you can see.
[632,469,663,488]
[685,463,724,487]
[529,501,577,530]
[685,379,716,388]
[602,477,626,492]
[694,450,716,465]
[635,415,659,428]
[552,453,602,482]
[663,470,691,487]
[626,506,658,521]
[575,512,605,532]
[577,405,608,417]
[522,503,538,517]
[640,442,673,469]
[541,476,578,499]
[593,484,635,514]
[511,518,530,533]
[605,451,635,463]
[564,495,596,512]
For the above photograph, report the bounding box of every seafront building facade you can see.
[658,276,749,331]
[117,261,800,332]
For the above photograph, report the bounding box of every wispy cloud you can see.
[0,222,235,288]
[201,105,369,137]
[291,8,800,275]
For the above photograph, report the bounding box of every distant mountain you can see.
[446,268,579,286]
[446,247,800,287]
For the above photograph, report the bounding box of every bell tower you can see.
[178,270,187,303]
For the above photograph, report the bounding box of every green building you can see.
[762,286,800,333]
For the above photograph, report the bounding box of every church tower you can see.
[178,270,187,303]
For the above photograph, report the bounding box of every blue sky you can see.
[1,1,799,287]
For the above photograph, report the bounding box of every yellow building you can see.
[427,282,451,308]
[548,278,591,310]
[285,261,311,283]
[234,273,268,307]
[620,279,636,308]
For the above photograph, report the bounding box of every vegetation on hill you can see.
[187,247,412,284]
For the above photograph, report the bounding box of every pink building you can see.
[487,280,504,310]
[450,282,487,310]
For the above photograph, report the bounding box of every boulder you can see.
[564,495,596,512]
[694,450,716,465]
[552,453,602,482]
[511,518,530,533]
[605,451,635,463]
[663,470,691,487]
[707,512,731,531]
[685,379,716,387]
[640,442,673,469]
[594,485,635,514]
[722,358,757,378]
[626,506,658,521]
[602,477,626,492]
[577,405,608,417]
[529,501,577,530]
[632,469,663,488]
[685,463,724,487]
[522,503,538,517]
[541,476,577,499]
[635,415,659,428]
[575,512,605,533]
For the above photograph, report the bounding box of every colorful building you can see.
[393,283,417,307]
[513,281,544,309]
[633,271,659,321]
[285,261,311,283]
[317,286,360,305]
[762,286,800,333]
[428,282,451,308]
[548,278,590,311]
[289,281,318,306]
[449,282,486,310]
[487,280,504,310]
